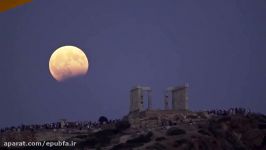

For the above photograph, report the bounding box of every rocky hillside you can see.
[3,113,266,150]
[71,113,265,150]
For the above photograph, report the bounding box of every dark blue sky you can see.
[0,0,266,127]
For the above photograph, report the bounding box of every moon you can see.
[49,45,89,81]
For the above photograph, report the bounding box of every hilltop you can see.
[1,109,265,150]
[73,111,266,150]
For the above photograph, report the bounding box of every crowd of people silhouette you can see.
[0,118,121,133]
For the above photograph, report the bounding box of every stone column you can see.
[172,84,189,111]
[165,87,174,110]
[129,86,143,112]
[164,94,169,110]
[147,90,152,110]
[129,92,133,111]
[140,91,144,111]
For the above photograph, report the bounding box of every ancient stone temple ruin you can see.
[164,84,189,111]
[128,84,191,129]
[129,86,152,112]
[129,84,188,113]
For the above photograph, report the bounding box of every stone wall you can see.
[128,110,207,129]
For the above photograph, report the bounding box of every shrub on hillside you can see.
[166,127,186,136]
[115,120,130,131]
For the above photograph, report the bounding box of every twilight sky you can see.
[0,0,266,127]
